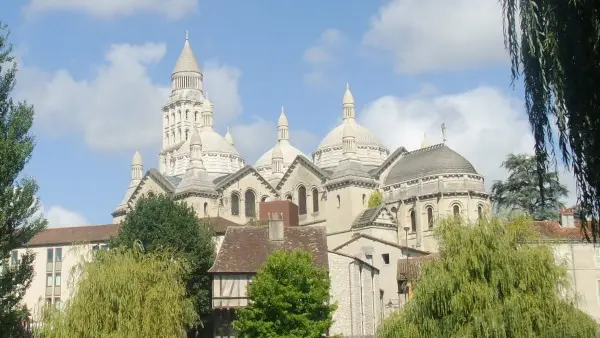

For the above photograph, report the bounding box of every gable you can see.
[216,165,278,196]
[370,146,409,181]
[276,155,330,191]
[352,205,396,229]
[127,169,173,207]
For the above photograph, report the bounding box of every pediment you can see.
[215,165,278,195]
[276,155,330,191]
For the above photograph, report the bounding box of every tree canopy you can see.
[111,194,215,328]
[378,216,600,338]
[0,22,47,336]
[491,153,568,220]
[368,190,383,208]
[500,0,600,239]
[233,250,336,338]
[35,245,197,338]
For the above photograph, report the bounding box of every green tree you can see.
[233,250,336,338]
[0,22,47,336]
[110,194,214,330]
[491,153,568,221]
[368,190,383,208]
[378,216,600,338]
[35,245,197,338]
[500,0,600,239]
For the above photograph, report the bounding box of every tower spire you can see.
[278,106,289,142]
[201,94,214,129]
[343,83,355,121]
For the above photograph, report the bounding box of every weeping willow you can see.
[34,244,197,338]
[500,0,600,239]
[377,217,600,338]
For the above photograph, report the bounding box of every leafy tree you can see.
[500,0,600,239]
[368,190,383,208]
[491,153,568,221]
[378,216,600,338]
[0,22,47,336]
[35,245,197,338]
[233,250,336,338]
[110,194,214,331]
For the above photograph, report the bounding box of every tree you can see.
[0,22,47,336]
[233,250,336,338]
[35,245,197,338]
[491,153,569,221]
[110,194,214,330]
[500,0,600,239]
[377,216,600,338]
[368,190,383,208]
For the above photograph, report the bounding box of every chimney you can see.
[560,207,575,228]
[268,213,284,241]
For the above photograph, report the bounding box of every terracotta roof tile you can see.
[199,217,243,234]
[208,225,329,273]
[397,254,439,280]
[532,221,585,240]
[27,224,120,247]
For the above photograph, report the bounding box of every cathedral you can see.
[110,34,492,333]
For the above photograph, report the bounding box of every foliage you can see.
[367,190,383,208]
[35,245,197,338]
[491,153,568,220]
[500,0,600,239]
[111,194,215,327]
[233,250,336,338]
[0,22,47,336]
[378,216,600,338]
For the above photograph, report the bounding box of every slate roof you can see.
[27,224,121,247]
[208,225,329,274]
[351,206,396,229]
[384,144,478,186]
[397,254,439,280]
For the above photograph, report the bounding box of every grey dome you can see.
[384,144,478,186]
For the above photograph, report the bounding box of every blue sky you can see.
[1,0,575,226]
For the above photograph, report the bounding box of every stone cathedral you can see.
[111,35,492,321]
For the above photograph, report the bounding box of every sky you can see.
[1,0,577,227]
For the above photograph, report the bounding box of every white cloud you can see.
[15,43,243,152]
[230,119,318,164]
[359,85,577,206]
[303,29,345,87]
[24,0,198,20]
[36,204,90,228]
[362,0,507,75]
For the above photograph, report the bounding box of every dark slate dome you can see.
[384,144,478,186]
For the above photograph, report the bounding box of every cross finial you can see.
[346,82,350,90]
[185,30,189,41]
[441,123,447,143]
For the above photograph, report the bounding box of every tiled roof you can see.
[397,254,439,280]
[27,224,121,247]
[208,225,329,274]
[332,232,430,255]
[532,221,586,240]
[200,217,244,234]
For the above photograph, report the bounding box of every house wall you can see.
[211,274,253,308]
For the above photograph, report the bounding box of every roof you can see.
[208,225,329,274]
[332,232,430,255]
[532,221,586,240]
[172,38,201,74]
[328,250,379,272]
[27,224,121,247]
[326,158,376,186]
[397,254,439,280]
[384,143,478,186]
[199,217,244,234]
[351,205,396,229]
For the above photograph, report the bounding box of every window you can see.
[427,207,434,229]
[54,298,62,308]
[365,254,373,265]
[46,273,53,287]
[391,206,398,214]
[261,196,268,202]
[286,194,292,201]
[453,204,461,218]
[55,248,62,263]
[362,194,366,206]
[231,193,240,216]
[92,245,99,255]
[478,205,483,219]
[185,110,189,120]
[245,190,256,218]
[410,210,417,233]
[595,247,600,267]
[100,245,108,252]
[185,129,189,140]
[382,253,390,265]
[204,202,208,216]
[54,273,61,287]
[47,248,53,263]
[398,280,409,294]
[194,111,199,122]
[337,195,341,208]
[45,298,52,306]
[312,188,319,212]
[298,186,307,215]
[10,250,17,266]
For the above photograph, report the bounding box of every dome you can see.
[313,120,390,169]
[255,140,307,169]
[384,144,478,186]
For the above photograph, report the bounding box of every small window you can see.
[298,186,307,215]
[203,202,208,216]
[100,245,108,252]
[45,298,52,306]
[245,190,256,218]
[453,204,461,218]
[286,194,292,201]
[398,280,409,294]
[382,253,390,265]
[55,248,62,263]
[46,273,53,287]
[478,205,483,219]
[10,250,18,266]
[312,188,319,212]
[92,245,99,255]
[410,210,417,233]
[231,193,240,216]
[427,207,434,229]
[47,248,53,263]
[261,196,268,202]
[337,195,341,208]
[54,298,62,308]
[54,273,61,287]
[362,194,366,206]
[365,254,373,265]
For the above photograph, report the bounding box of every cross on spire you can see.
[185,30,189,40]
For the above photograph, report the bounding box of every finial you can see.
[346,82,350,90]
[227,126,230,133]
[441,123,447,143]
[281,106,285,114]
[185,30,189,41]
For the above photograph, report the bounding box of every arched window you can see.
[410,209,416,233]
[391,206,398,214]
[203,202,208,216]
[245,190,256,218]
[185,129,189,140]
[165,114,169,126]
[478,205,483,219]
[231,193,240,216]
[453,204,461,219]
[362,194,366,206]
[185,110,189,121]
[427,206,434,229]
[261,196,268,202]
[286,194,292,201]
[178,110,181,121]
[337,195,341,208]
[312,188,319,212]
[298,186,307,215]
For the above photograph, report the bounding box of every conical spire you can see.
[201,94,214,129]
[420,133,432,148]
[343,83,355,121]
[172,32,201,74]
[131,150,143,181]
[225,126,234,145]
[175,128,215,195]
[278,106,289,141]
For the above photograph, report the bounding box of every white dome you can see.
[170,128,244,178]
[313,120,390,169]
[255,140,308,180]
